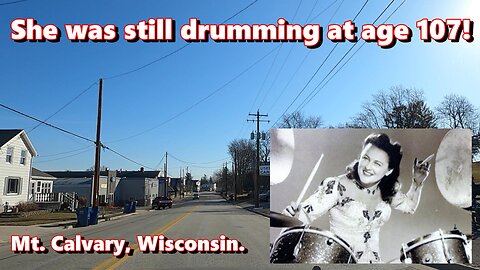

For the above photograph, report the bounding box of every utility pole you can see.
[232,158,236,201]
[92,78,103,207]
[224,162,227,197]
[164,152,168,197]
[234,149,238,201]
[179,167,182,198]
[248,109,269,208]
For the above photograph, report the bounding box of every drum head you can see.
[435,129,472,208]
[271,226,356,264]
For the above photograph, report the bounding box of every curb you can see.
[243,207,269,218]
[37,210,145,228]
[225,197,270,218]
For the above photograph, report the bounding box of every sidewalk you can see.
[224,194,269,217]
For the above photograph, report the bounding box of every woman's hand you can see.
[412,157,431,185]
[282,201,299,217]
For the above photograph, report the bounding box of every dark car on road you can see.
[152,196,172,210]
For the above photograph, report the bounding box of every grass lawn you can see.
[0,212,76,226]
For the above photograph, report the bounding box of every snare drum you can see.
[270,226,356,264]
[400,229,469,264]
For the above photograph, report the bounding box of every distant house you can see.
[30,168,55,200]
[158,177,177,197]
[0,129,37,211]
[116,170,160,206]
[46,170,117,206]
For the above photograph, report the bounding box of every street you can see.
[0,192,474,270]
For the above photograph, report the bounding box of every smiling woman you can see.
[275,132,431,263]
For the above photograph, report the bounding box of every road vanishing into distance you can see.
[0,192,473,270]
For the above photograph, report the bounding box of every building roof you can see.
[53,178,92,185]
[0,129,37,156]
[117,170,161,178]
[46,170,111,178]
[32,168,56,180]
[0,129,22,146]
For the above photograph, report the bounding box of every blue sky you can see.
[1,0,479,179]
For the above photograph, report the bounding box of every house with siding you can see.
[46,170,117,206]
[0,129,37,211]
[116,170,160,206]
[30,168,55,199]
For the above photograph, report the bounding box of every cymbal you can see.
[435,129,472,208]
[270,211,303,227]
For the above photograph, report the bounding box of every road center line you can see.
[93,206,197,270]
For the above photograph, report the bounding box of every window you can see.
[5,177,21,195]
[6,147,13,163]
[20,150,27,165]
[37,181,41,193]
[31,182,35,195]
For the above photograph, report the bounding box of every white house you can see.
[30,168,55,201]
[0,129,37,211]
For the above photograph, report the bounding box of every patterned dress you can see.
[297,175,424,263]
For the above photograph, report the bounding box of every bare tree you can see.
[436,94,480,156]
[279,111,323,128]
[436,94,479,129]
[260,131,270,164]
[228,139,256,193]
[349,86,436,128]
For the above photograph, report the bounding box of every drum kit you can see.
[270,130,473,264]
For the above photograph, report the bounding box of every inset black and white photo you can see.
[270,129,472,264]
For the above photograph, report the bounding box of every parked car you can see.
[193,193,200,200]
[259,190,270,202]
[152,196,172,210]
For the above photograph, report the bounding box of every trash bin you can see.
[76,207,90,227]
[89,207,99,225]
[123,201,131,213]
[131,201,137,213]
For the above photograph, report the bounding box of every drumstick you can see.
[420,153,434,165]
[296,153,324,206]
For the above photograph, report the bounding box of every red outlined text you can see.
[136,234,248,254]
[64,24,118,42]
[361,23,412,49]
[10,18,60,42]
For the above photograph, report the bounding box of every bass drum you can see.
[270,226,356,264]
[400,229,469,264]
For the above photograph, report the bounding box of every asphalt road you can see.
[0,192,474,270]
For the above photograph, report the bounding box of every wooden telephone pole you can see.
[92,78,103,207]
[248,110,269,208]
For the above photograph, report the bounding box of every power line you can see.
[0,103,95,144]
[169,153,229,165]
[0,0,27,6]
[36,145,93,158]
[107,44,281,144]
[271,0,353,127]
[249,0,305,112]
[1,102,158,172]
[154,155,166,170]
[104,0,259,81]
[33,147,93,163]
[222,0,259,23]
[28,81,98,133]
[294,0,400,114]
[102,145,156,171]
[267,0,341,113]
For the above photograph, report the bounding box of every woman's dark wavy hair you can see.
[346,133,403,203]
